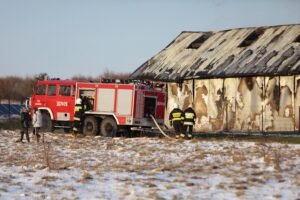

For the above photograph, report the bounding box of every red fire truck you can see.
[29,79,166,136]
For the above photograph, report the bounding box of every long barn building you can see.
[130,24,300,133]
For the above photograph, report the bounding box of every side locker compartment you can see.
[116,88,133,116]
[96,87,115,112]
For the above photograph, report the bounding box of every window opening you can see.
[47,85,56,96]
[36,85,46,95]
[59,85,71,96]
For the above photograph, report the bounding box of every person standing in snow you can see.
[16,107,31,143]
[183,106,196,139]
[32,108,42,142]
[169,104,184,139]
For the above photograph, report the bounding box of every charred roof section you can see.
[238,28,264,47]
[187,32,212,49]
[130,24,300,82]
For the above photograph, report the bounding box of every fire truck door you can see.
[33,84,47,107]
[57,85,73,121]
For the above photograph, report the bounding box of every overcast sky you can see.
[0,0,299,79]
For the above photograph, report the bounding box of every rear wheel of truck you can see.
[100,117,117,137]
[83,116,99,136]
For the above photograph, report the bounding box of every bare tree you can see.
[72,69,131,82]
[71,75,97,82]
[97,68,130,80]
[0,76,35,102]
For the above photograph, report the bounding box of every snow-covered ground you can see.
[0,130,300,200]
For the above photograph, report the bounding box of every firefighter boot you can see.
[180,133,185,139]
[187,134,193,139]
[175,134,180,139]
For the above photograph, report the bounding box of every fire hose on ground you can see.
[150,115,173,139]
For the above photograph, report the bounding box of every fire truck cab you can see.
[30,80,76,131]
[30,79,165,136]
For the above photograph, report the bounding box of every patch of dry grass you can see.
[106,139,116,150]
[292,178,300,187]
[41,175,57,181]
[164,184,175,190]
[216,182,227,189]
[232,154,246,163]
[273,194,282,199]
[235,189,245,197]
[79,172,93,184]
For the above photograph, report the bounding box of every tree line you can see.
[0,70,130,102]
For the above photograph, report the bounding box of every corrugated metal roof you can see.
[130,24,300,82]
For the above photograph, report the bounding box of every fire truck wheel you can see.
[41,112,53,132]
[100,117,117,137]
[83,116,99,136]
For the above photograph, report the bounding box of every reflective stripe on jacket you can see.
[185,113,194,119]
[184,121,194,125]
[171,112,183,121]
[169,108,184,122]
[74,104,83,121]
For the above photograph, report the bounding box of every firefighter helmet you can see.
[76,98,82,104]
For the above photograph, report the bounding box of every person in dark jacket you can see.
[169,105,184,139]
[82,96,93,111]
[183,106,196,139]
[17,107,31,143]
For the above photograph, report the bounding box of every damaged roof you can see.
[130,24,300,82]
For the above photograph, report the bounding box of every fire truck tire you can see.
[41,112,53,132]
[100,117,117,137]
[83,116,99,136]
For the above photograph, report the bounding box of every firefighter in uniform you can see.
[183,107,196,139]
[82,96,93,111]
[169,105,184,139]
[73,98,84,138]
